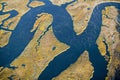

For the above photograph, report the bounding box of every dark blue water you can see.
[0,0,120,80]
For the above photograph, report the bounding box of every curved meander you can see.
[0,0,120,80]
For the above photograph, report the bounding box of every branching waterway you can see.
[0,0,120,80]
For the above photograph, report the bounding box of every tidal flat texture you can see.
[0,0,120,80]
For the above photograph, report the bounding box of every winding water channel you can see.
[0,0,120,80]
